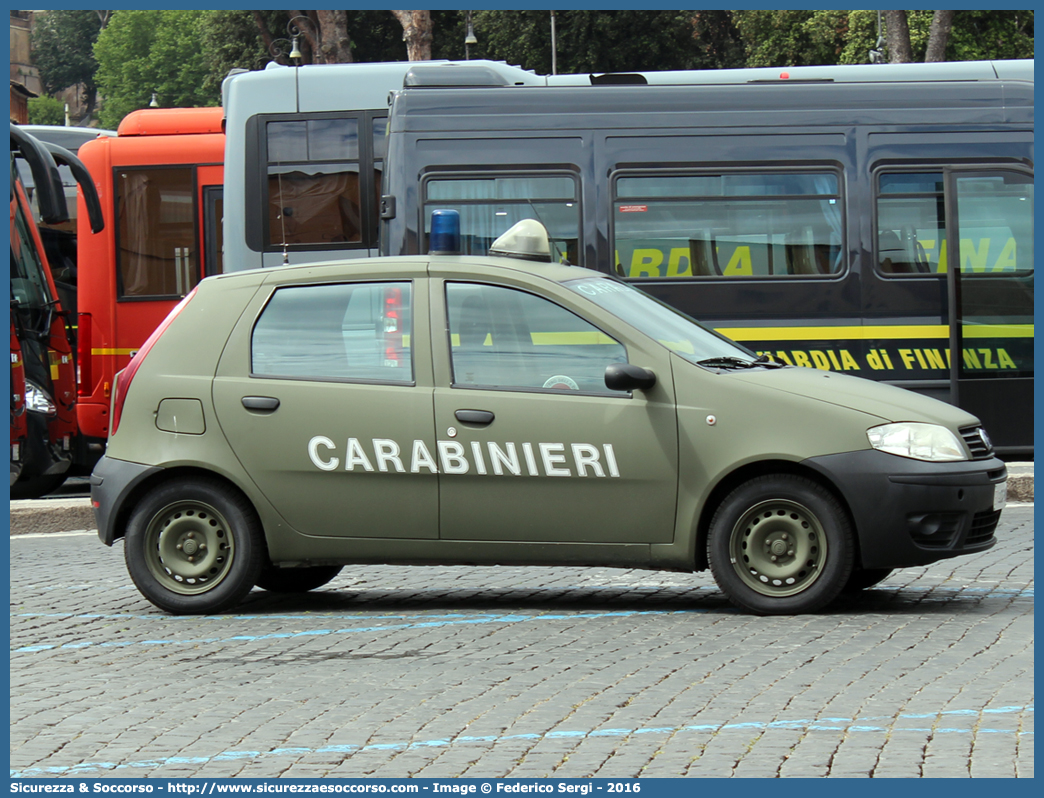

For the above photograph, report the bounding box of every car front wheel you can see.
[707,474,854,615]
[124,477,264,614]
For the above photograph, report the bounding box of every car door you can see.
[429,273,678,544]
[213,267,439,539]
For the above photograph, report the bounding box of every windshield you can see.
[566,277,761,367]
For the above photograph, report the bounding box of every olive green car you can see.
[92,228,1007,616]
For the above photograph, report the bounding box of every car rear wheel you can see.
[256,565,343,593]
[843,567,894,592]
[124,477,264,614]
[707,474,853,615]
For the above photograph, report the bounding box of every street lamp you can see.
[269,15,315,65]
[464,11,477,60]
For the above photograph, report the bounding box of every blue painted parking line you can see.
[9,705,1033,778]
[12,609,700,653]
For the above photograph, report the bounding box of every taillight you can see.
[77,313,92,397]
[110,288,197,436]
[382,286,403,369]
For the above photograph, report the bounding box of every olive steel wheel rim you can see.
[729,498,828,597]
[143,499,236,595]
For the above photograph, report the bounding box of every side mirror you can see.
[605,363,656,392]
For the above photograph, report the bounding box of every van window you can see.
[423,173,580,264]
[876,170,1034,276]
[252,282,412,383]
[876,172,946,275]
[954,172,1033,275]
[612,171,843,279]
[267,118,362,247]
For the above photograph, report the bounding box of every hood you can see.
[726,365,980,429]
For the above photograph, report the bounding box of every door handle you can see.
[455,409,494,425]
[242,396,280,412]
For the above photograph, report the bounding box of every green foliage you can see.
[733,10,855,67]
[732,10,1032,67]
[27,95,66,126]
[948,11,1034,61]
[30,10,102,96]
[71,8,1036,128]
[471,10,718,75]
[198,10,283,99]
[94,10,217,129]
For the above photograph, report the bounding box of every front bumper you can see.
[90,455,163,545]
[805,449,1007,569]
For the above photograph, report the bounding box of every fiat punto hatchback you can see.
[91,220,1007,616]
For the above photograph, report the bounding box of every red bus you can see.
[75,107,225,441]
[10,125,80,497]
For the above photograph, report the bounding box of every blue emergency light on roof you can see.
[429,209,461,255]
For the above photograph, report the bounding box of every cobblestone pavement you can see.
[10,505,1033,779]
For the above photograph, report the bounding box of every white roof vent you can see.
[488,219,552,262]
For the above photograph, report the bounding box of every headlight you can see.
[24,379,57,416]
[867,422,967,462]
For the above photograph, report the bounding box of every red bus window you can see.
[116,167,197,298]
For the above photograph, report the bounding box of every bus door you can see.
[202,182,224,275]
[947,168,1034,455]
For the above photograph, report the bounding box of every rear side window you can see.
[612,170,843,278]
[252,281,412,383]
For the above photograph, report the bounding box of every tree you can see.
[392,10,433,61]
[94,10,217,129]
[28,95,66,126]
[733,10,855,67]
[30,10,103,121]
[473,10,715,76]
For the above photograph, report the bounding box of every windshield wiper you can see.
[696,356,756,370]
[753,353,786,368]
[698,354,786,370]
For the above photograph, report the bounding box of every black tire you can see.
[256,565,343,593]
[124,477,264,614]
[707,474,854,615]
[10,471,67,500]
[843,568,893,592]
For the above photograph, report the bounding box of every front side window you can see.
[424,174,580,264]
[252,281,412,383]
[613,171,843,278]
[446,282,627,395]
[115,167,197,298]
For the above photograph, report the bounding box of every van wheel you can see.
[124,478,264,614]
[256,565,343,593]
[843,568,893,592]
[707,474,853,615]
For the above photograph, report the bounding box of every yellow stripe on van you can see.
[717,324,1033,342]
